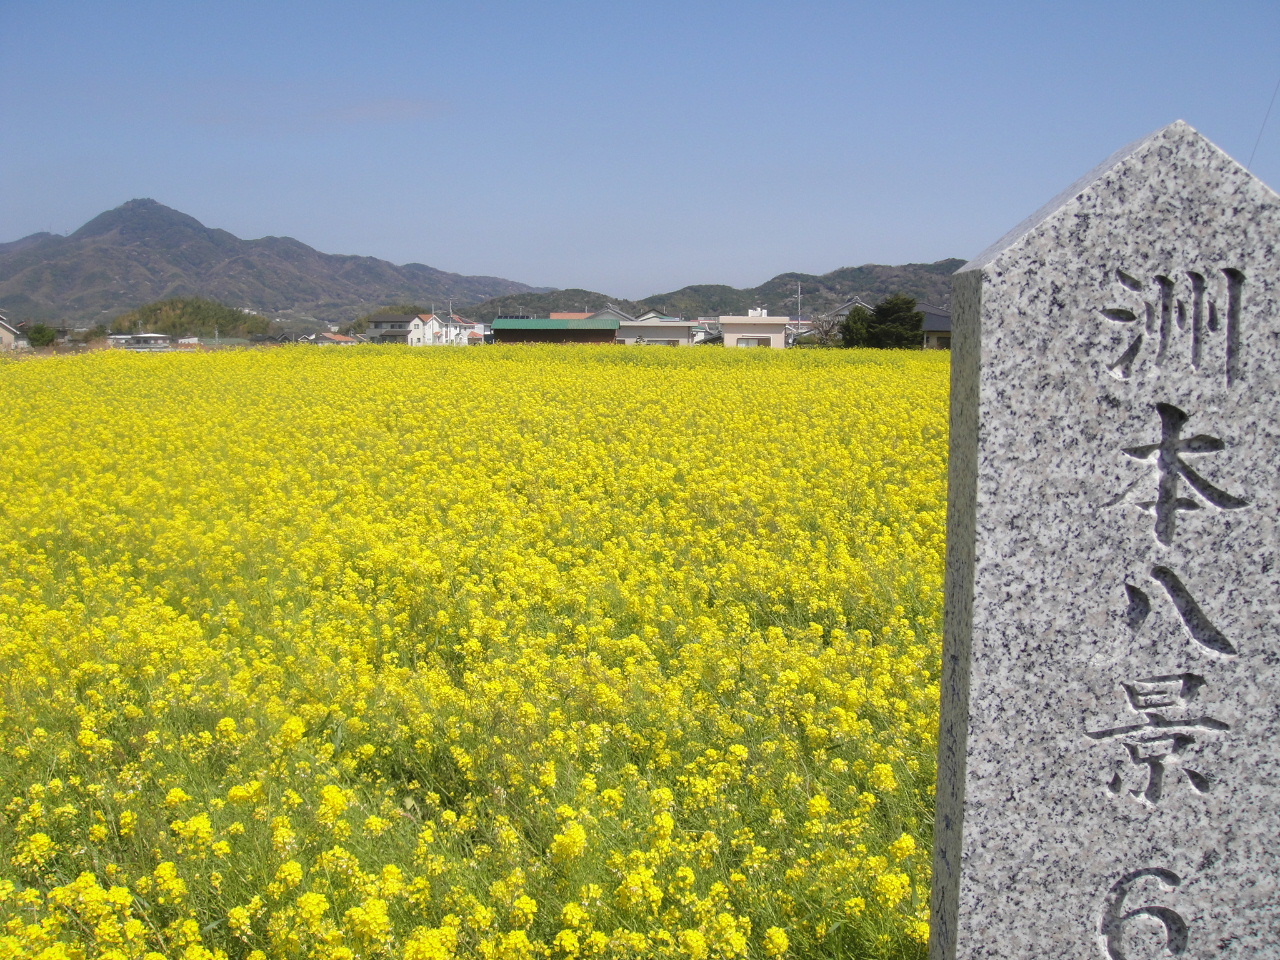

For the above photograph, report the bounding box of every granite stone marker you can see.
[932,121,1280,959]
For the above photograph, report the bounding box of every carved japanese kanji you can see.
[1125,566,1238,656]
[1099,267,1244,384]
[1087,674,1229,803]
[1112,402,1248,545]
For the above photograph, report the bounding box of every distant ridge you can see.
[464,259,965,324]
[0,199,550,323]
[1,199,964,326]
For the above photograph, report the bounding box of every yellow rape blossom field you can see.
[0,345,948,960]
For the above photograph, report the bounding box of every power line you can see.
[1247,71,1280,170]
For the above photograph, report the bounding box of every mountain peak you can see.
[70,198,210,242]
[1,200,545,323]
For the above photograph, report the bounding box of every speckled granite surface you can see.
[931,121,1280,959]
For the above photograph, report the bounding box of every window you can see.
[736,337,771,348]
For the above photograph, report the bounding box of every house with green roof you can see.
[491,314,620,344]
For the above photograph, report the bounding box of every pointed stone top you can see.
[959,120,1270,274]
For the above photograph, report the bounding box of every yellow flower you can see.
[875,871,912,907]
[553,928,580,956]
[345,896,392,941]
[164,787,192,806]
[272,860,303,892]
[12,832,57,870]
[364,814,392,835]
[296,890,331,932]
[152,862,187,903]
[551,820,587,862]
[678,929,709,960]
[318,784,351,825]
[228,905,253,939]
[889,832,917,861]
[0,347,948,954]
[227,780,264,804]
[511,894,538,927]
[763,927,790,957]
[276,716,306,748]
[870,763,899,793]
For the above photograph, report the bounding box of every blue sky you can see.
[3,0,1280,299]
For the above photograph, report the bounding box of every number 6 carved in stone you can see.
[1100,868,1189,959]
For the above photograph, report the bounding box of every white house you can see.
[408,314,443,345]
[616,309,702,346]
[408,314,483,346]
[0,315,29,351]
[717,309,789,348]
[107,332,171,351]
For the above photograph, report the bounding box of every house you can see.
[365,314,416,344]
[580,305,635,325]
[717,309,790,348]
[617,309,702,346]
[408,314,444,345]
[829,296,874,319]
[491,314,620,344]
[452,315,487,345]
[0,315,29,351]
[176,336,254,349]
[408,314,484,346]
[107,332,171,351]
[919,303,952,349]
[299,332,358,346]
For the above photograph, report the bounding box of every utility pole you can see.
[787,282,803,345]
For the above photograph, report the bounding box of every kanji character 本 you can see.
[1087,674,1229,804]
[1118,402,1247,545]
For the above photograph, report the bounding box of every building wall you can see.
[492,328,617,344]
[719,320,788,349]
[616,323,697,345]
[923,331,952,349]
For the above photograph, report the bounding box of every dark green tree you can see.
[839,305,872,348]
[840,294,924,349]
[27,324,57,347]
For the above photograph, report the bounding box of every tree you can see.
[840,294,924,349]
[72,324,109,343]
[28,324,57,347]
[112,298,270,339]
[839,305,872,348]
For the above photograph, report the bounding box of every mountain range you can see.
[0,200,549,324]
[0,200,964,325]
[462,259,964,326]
